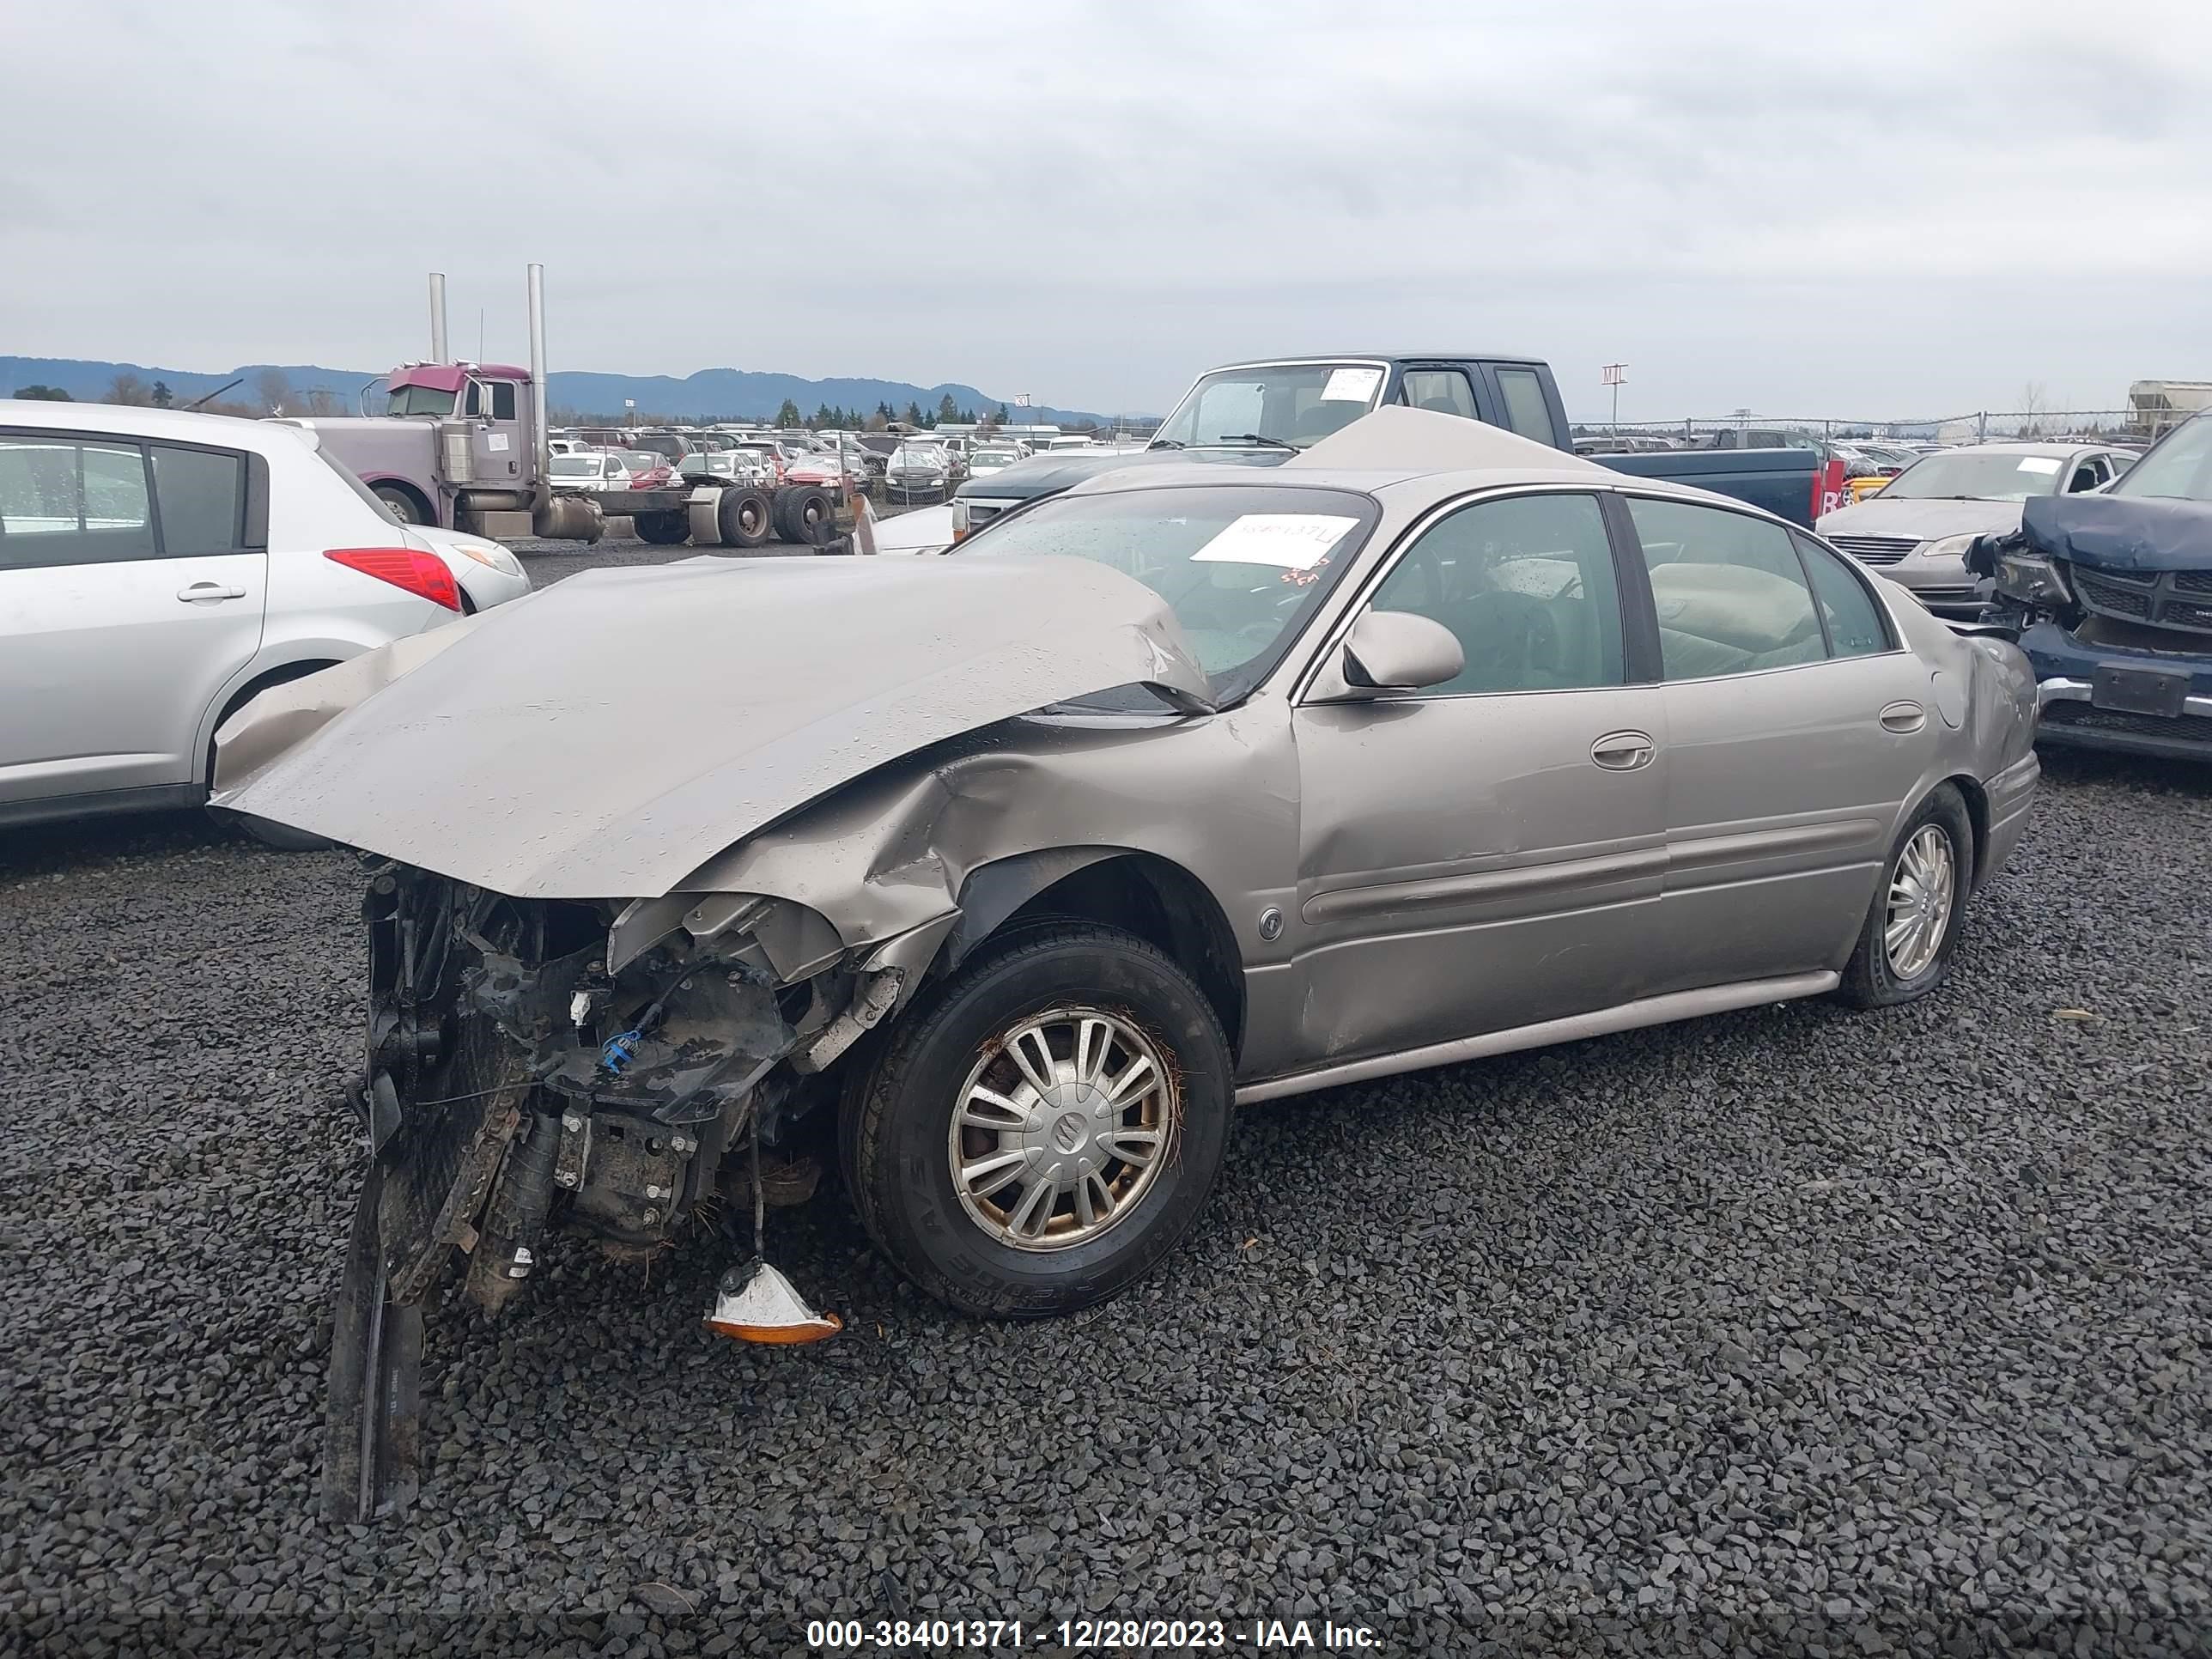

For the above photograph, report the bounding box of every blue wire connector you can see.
[598,1029,643,1077]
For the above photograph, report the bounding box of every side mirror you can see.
[1336,610,1463,696]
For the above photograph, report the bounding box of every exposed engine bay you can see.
[328,862,882,1520]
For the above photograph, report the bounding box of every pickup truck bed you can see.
[1600,447,1823,527]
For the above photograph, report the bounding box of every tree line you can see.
[13,369,346,421]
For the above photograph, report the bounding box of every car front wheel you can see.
[842,923,1232,1317]
[1837,784,1973,1008]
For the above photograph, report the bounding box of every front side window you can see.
[151,444,245,555]
[1492,368,1555,442]
[957,483,1376,703]
[490,382,518,421]
[1149,362,1386,452]
[1795,533,1894,659]
[1364,492,1624,695]
[1629,497,1823,679]
[0,435,156,568]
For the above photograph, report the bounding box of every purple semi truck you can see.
[282,268,835,550]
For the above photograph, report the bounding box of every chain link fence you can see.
[1570,408,2191,451]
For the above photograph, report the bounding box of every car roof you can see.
[1203,351,1547,369]
[0,398,307,457]
[1945,441,2108,456]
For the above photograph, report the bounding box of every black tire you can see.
[775,485,836,546]
[840,923,1232,1318]
[718,487,773,550]
[632,509,689,545]
[373,484,423,525]
[1835,783,1974,1009]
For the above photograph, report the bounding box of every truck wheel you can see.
[632,510,689,545]
[718,487,773,550]
[374,484,424,525]
[839,922,1232,1318]
[775,486,836,546]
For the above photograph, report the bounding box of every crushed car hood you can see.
[213,556,1212,900]
[2018,493,2212,571]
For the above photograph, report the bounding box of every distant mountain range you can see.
[0,355,1128,428]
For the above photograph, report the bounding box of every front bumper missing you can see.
[321,867,865,1523]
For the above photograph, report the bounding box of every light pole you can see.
[1601,364,1626,436]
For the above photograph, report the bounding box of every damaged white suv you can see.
[214,410,2039,1518]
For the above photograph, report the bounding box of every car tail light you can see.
[325,547,461,611]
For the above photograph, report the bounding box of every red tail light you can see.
[325,547,461,611]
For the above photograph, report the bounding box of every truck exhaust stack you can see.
[428,272,447,363]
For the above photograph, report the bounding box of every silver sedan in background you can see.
[1816,441,2136,617]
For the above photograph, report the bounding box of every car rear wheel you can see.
[1837,784,1972,1008]
[841,923,1231,1318]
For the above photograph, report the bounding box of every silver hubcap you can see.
[1885,823,1955,979]
[948,1007,1175,1252]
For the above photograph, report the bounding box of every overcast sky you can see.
[8,1,2209,420]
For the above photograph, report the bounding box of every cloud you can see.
[5,0,2207,418]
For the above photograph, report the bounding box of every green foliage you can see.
[150,380,174,408]
[776,398,803,428]
[12,384,72,400]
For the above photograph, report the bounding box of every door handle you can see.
[178,582,247,603]
[1879,701,1927,734]
[1589,730,1656,771]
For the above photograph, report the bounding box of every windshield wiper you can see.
[1212,433,1297,452]
[1147,437,1185,450]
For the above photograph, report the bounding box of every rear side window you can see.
[491,382,517,421]
[1402,368,1476,419]
[0,434,156,568]
[1492,368,1555,442]
[1628,497,1824,679]
[1795,533,1894,658]
[151,444,246,555]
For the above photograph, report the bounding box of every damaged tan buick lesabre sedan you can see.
[213,410,2039,1517]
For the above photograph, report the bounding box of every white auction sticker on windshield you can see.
[1191,514,1360,570]
[2015,456,2061,474]
[1320,367,1385,404]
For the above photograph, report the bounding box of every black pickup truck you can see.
[954,354,1828,538]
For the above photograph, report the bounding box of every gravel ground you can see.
[3,580,2210,1655]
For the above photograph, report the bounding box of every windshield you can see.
[385,384,456,417]
[957,483,1377,702]
[890,447,939,468]
[549,455,596,476]
[972,448,1018,466]
[1150,362,1386,452]
[2112,417,2212,501]
[1878,449,2071,502]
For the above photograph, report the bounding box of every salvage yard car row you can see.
[8,369,2212,1533]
